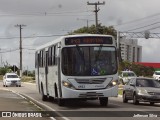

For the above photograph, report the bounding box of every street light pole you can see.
[15,24,26,77]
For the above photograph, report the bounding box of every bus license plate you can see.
[78,85,85,89]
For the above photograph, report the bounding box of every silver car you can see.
[123,77,160,105]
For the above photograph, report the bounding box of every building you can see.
[119,37,142,62]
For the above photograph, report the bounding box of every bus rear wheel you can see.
[99,97,108,106]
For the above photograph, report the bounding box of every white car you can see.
[3,73,21,87]
[119,71,137,84]
[153,71,160,81]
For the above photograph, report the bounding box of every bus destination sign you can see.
[65,36,113,45]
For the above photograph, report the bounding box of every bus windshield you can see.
[62,46,117,76]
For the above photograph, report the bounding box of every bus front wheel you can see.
[58,98,65,106]
[41,84,48,101]
[99,97,108,106]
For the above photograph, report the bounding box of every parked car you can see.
[119,71,137,84]
[3,73,21,87]
[123,77,160,105]
[153,71,160,81]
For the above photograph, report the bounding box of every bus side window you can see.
[55,45,57,65]
[40,50,43,67]
[52,46,55,65]
[48,47,50,66]
[43,50,46,67]
[35,52,41,68]
[48,47,52,66]
[52,44,58,66]
[50,47,53,66]
[39,51,41,67]
[35,52,38,68]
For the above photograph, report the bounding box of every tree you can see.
[0,65,12,75]
[69,24,117,38]
[23,70,35,77]
[119,61,154,77]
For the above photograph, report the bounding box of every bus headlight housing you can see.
[107,79,118,88]
[62,81,75,89]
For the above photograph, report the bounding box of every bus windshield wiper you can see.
[95,44,103,62]
[76,45,85,65]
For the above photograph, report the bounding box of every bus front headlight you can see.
[107,79,118,88]
[62,81,75,89]
[112,81,117,86]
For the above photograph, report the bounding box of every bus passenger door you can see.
[45,51,49,95]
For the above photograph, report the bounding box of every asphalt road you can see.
[0,81,160,120]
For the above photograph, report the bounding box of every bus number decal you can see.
[78,85,85,89]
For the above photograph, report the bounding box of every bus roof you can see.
[35,34,114,51]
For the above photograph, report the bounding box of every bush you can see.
[21,76,35,82]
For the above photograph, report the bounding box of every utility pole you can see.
[0,48,2,67]
[15,24,26,77]
[87,1,105,33]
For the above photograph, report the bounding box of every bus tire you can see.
[41,84,48,101]
[58,99,65,106]
[49,96,54,101]
[55,84,58,98]
[99,97,108,106]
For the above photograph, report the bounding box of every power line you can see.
[114,12,160,27]
[0,34,64,39]
[144,25,160,31]
[77,18,94,28]
[23,48,36,50]
[46,10,91,15]
[0,10,92,17]
[0,48,19,53]
[126,21,160,32]
[0,47,35,53]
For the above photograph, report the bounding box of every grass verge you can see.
[21,76,35,83]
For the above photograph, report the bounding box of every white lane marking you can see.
[17,92,70,120]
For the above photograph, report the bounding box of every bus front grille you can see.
[75,78,105,84]
[79,92,104,98]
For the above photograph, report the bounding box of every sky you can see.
[0,0,160,70]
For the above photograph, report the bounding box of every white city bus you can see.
[35,34,118,106]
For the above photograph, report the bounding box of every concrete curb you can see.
[17,92,70,120]
[0,88,68,120]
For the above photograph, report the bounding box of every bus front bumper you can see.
[61,86,118,99]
